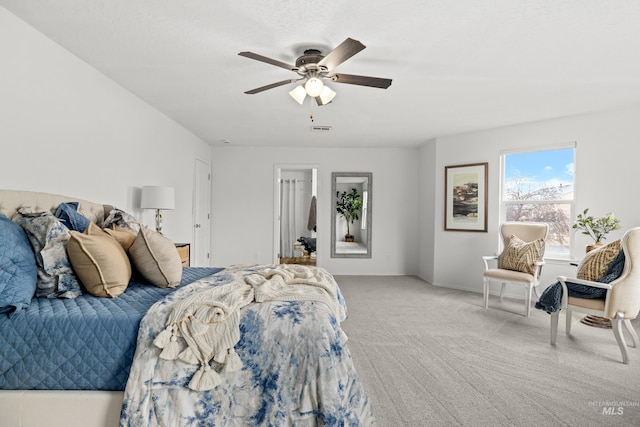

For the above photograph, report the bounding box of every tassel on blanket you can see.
[159,336,184,360]
[189,363,222,391]
[153,326,174,348]
[223,348,243,373]
[154,325,184,360]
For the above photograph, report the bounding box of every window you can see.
[501,145,575,257]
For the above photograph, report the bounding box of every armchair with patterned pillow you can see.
[482,222,549,317]
[549,227,640,364]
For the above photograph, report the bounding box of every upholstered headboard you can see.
[0,189,111,226]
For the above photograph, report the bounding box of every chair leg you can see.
[532,285,540,299]
[623,319,639,348]
[525,285,532,317]
[566,309,573,335]
[499,283,506,301]
[550,311,559,345]
[612,314,630,364]
[483,278,489,309]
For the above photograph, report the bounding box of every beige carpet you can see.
[334,275,640,427]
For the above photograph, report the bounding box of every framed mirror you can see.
[331,172,372,258]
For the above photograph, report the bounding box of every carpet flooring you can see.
[334,275,640,427]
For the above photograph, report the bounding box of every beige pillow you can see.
[129,228,182,288]
[104,226,136,252]
[577,239,622,281]
[67,223,132,297]
[500,235,545,275]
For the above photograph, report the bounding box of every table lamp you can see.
[140,186,175,233]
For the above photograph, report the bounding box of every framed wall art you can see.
[444,162,488,232]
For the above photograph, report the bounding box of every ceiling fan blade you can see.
[329,73,392,89]
[238,51,297,72]
[244,79,300,94]
[317,38,366,71]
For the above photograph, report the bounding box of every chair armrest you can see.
[557,276,613,290]
[482,255,498,271]
[532,260,546,281]
[557,276,613,312]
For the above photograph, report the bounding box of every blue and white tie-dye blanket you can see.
[120,264,375,426]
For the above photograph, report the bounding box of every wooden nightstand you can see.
[279,256,316,266]
[175,243,190,267]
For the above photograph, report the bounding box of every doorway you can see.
[192,158,211,266]
[274,165,318,266]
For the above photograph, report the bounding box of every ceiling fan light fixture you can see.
[304,77,324,97]
[318,85,336,105]
[289,85,306,104]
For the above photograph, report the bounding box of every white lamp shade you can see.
[140,186,175,210]
[289,85,307,105]
[318,86,336,105]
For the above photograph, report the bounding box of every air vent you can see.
[310,125,332,132]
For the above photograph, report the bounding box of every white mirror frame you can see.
[331,172,372,258]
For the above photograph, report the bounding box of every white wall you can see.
[210,146,419,275]
[418,139,437,283]
[422,104,640,297]
[6,4,640,282]
[0,7,211,247]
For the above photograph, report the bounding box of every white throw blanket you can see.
[153,264,344,391]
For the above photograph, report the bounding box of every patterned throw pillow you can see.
[12,208,82,298]
[500,234,545,275]
[103,208,141,235]
[577,239,622,281]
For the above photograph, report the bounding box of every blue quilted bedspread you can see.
[0,267,222,391]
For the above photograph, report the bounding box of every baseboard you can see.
[430,280,529,301]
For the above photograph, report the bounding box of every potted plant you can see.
[336,188,363,242]
[572,208,621,252]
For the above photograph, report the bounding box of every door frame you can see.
[192,157,211,266]
[273,164,319,265]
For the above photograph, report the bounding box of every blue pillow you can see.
[55,202,90,232]
[0,213,38,316]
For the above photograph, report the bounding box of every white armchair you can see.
[550,227,640,364]
[483,222,549,317]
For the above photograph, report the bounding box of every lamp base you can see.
[155,209,163,234]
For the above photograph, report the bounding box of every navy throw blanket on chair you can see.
[535,250,626,314]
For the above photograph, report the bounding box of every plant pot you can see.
[586,242,603,253]
[344,235,354,242]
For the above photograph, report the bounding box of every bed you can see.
[0,190,374,426]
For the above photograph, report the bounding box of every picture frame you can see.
[444,162,488,232]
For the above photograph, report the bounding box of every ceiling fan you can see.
[238,38,392,106]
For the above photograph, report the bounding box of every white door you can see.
[193,158,211,266]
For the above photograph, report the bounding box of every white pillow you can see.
[129,228,182,288]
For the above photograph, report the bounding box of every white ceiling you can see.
[3,0,640,148]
